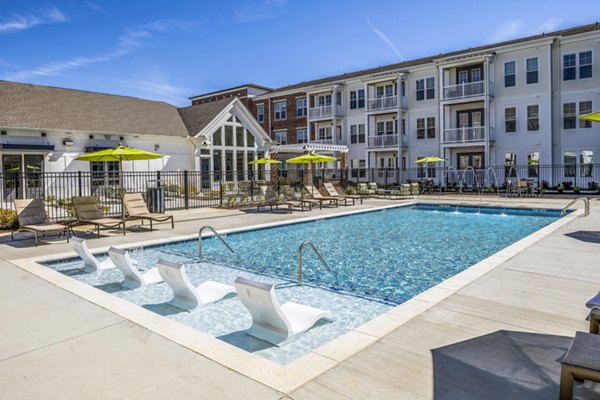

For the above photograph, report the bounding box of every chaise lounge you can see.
[12,198,70,246]
[122,193,174,231]
[72,196,126,237]
[304,185,339,207]
[323,182,362,205]
[108,247,163,289]
[71,237,118,273]
[234,276,333,346]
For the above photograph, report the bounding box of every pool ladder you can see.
[561,197,590,217]
[297,240,337,286]
[198,225,237,260]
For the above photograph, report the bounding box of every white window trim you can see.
[256,103,265,123]
[274,101,287,121]
[504,106,517,133]
[526,103,540,132]
[525,57,539,85]
[504,60,517,88]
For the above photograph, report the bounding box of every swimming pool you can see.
[43,204,561,363]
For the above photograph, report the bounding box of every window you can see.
[376,120,394,136]
[401,81,406,96]
[526,58,538,84]
[296,98,307,117]
[350,124,365,144]
[563,103,576,129]
[236,126,245,147]
[504,61,516,87]
[91,161,119,186]
[505,107,516,133]
[426,117,436,138]
[416,118,425,139]
[212,128,222,146]
[527,152,540,178]
[274,101,286,120]
[256,104,264,123]
[225,125,234,146]
[274,130,287,145]
[376,84,394,98]
[580,51,592,79]
[296,129,307,144]
[401,119,406,135]
[527,105,539,131]
[416,78,435,101]
[317,95,332,106]
[580,101,593,128]
[564,151,576,177]
[318,126,332,141]
[349,89,365,109]
[505,153,517,178]
[563,54,576,81]
[581,150,593,177]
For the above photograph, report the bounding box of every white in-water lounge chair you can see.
[156,259,236,310]
[108,247,163,289]
[71,237,118,273]
[234,276,333,346]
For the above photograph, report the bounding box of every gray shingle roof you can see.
[177,98,234,135]
[0,80,189,137]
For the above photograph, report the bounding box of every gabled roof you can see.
[259,22,600,96]
[0,80,189,137]
[177,97,272,147]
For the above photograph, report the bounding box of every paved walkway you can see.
[0,196,598,399]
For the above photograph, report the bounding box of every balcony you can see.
[442,127,486,144]
[308,105,344,119]
[367,95,398,112]
[442,81,494,101]
[368,134,398,148]
[312,138,334,145]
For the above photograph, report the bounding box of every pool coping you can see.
[10,202,582,393]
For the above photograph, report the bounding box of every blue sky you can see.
[1,0,599,106]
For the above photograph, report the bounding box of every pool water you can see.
[43,204,560,364]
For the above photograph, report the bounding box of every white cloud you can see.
[84,2,106,14]
[233,0,286,23]
[367,18,405,62]
[490,18,564,42]
[2,19,197,81]
[0,7,66,34]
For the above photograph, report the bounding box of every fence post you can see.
[219,174,223,207]
[77,171,82,196]
[183,170,189,209]
[156,171,161,187]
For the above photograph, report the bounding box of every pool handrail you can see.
[561,197,590,217]
[297,240,337,286]
[198,225,237,260]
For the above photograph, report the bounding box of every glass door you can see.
[24,154,44,199]
[3,155,22,200]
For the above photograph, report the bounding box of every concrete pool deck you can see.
[0,195,598,399]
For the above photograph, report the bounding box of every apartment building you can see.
[192,22,600,186]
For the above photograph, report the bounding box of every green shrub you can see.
[556,184,564,193]
[0,209,18,230]
[573,186,581,194]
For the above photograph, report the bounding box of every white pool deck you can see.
[0,195,599,399]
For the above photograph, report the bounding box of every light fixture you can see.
[63,139,74,146]
[154,144,160,151]
[41,132,46,137]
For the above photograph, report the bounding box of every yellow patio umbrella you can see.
[415,155,447,163]
[578,112,600,123]
[286,153,337,164]
[248,157,281,164]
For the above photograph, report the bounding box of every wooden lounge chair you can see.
[123,193,174,231]
[323,182,362,205]
[280,185,316,211]
[12,198,70,246]
[304,185,339,207]
[560,331,600,399]
[256,186,295,212]
[72,196,126,237]
[234,276,332,346]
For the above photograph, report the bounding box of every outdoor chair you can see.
[280,185,314,211]
[234,276,333,346]
[72,196,126,237]
[157,259,236,310]
[108,247,163,289]
[357,183,375,196]
[560,331,600,399]
[71,237,118,273]
[323,182,361,205]
[256,186,295,212]
[122,193,174,231]
[304,185,339,207]
[390,184,411,199]
[409,182,420,196]
[12,198,70,246]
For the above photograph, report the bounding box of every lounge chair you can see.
[323,182,362,205]
[560,331,600,399]
[71,237,117,273]
[72,196,126,237]
[280,185,316,211]
[390,183,412,198]
[304,185,339,207]
[157,259,235,310]
[12,198,70,246]
[357,183,375,196]
[234,276,333,346]
[409,182,420,196]
[256,186,294,212]
[108,247,163,289]
[123,193,174,231]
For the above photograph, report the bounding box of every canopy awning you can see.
[270,143,348,154]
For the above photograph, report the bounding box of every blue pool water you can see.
[43,204,561,363]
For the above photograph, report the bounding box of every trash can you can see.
[146,180,165,213]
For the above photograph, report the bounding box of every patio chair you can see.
[234,276,333,346]
[323,182,362,205]
[367,182,379,194]
[304,185,339,207]
[12,198,70,246]
[390,184,412,199]
[71,237,117,273]
[72,196,126,237]
[123,193,174,231]
[108,247,163,289]
[256,186,294,212]
[280,185,314,211]
[409,182,420,196]
[560,331,600,399]
[357,183,375,196]
[157,259,235,310]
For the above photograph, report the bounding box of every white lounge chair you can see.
[108,247,163,289]
[71,237,117,273]
[156,259,236,310]
[234,276,333,346]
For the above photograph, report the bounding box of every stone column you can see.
[340,151,348,187]
[270,152,279,191]
[303,156,313,188]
